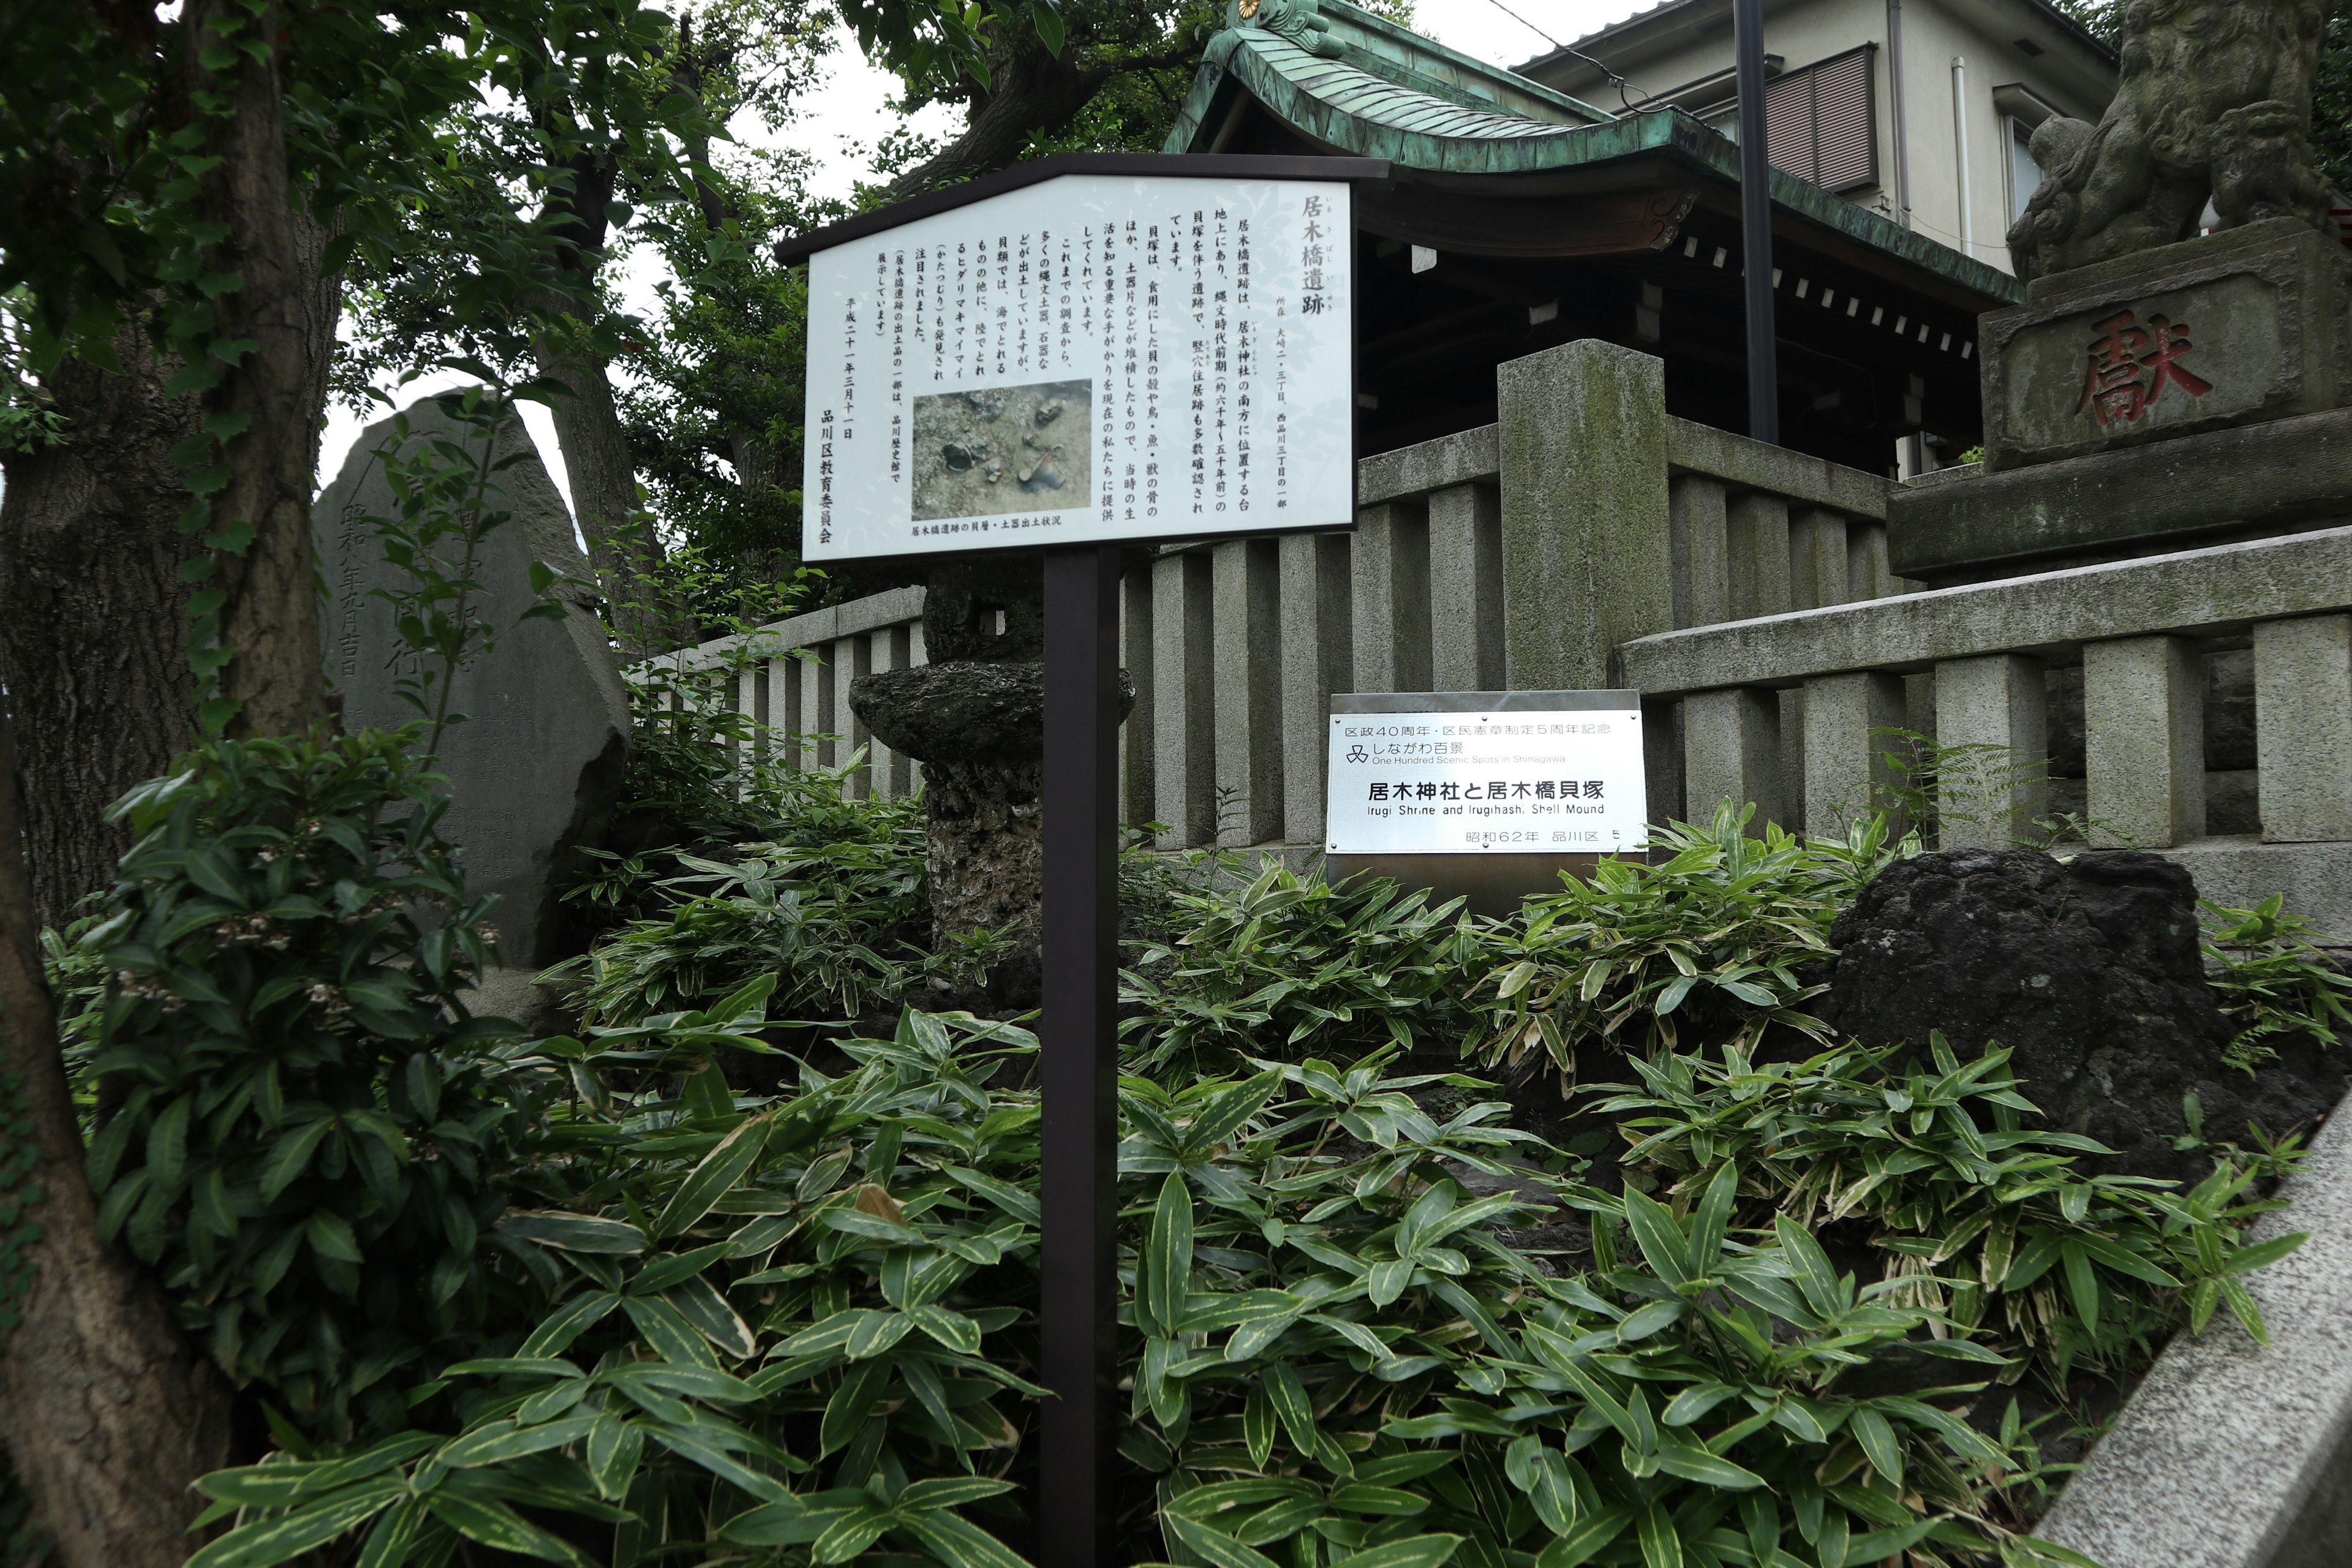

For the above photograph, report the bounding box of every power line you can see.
[1474,0,1656,111]
[1477,0,1561,46]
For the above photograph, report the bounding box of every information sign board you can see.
[1325,695,1649,856]
[801,172,1355,561]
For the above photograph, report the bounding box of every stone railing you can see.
[633,336,2352,935]
[1123,341,1915,851]
[635,585,928,801]
[1621,524,2352,925]
[638,340,1919,850]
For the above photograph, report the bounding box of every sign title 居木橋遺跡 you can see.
[801,173,1354,562]
[1324,708,1649,855]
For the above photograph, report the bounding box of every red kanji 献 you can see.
[2078,308,2214,426]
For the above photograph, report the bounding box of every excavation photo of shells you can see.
[910,379,1094,521]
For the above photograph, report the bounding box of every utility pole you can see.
[1734,0,1780,444]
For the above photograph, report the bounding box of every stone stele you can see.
[315,396,631,989]
[1978,217,2352,473]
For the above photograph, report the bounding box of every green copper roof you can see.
[1166,0,2024,306]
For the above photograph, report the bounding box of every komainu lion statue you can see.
[2007,0,2336,281]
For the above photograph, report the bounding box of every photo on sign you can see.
[910,379,1093,521]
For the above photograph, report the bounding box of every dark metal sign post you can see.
[1038,544,1123,1568]
[1733,0,1781,445]
[779,155,1378,1568]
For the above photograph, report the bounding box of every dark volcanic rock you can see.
[851,660,1047,763]
[1823,848,2349,1183]
[849,650,1133,1009]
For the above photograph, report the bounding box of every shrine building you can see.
[1167,0,2117,473]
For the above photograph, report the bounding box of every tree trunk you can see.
[533,321,686,660]
[0,702,235,1568]
[0,327,203,928]
[883,45,1112,201]
[526,138,688,661]
[190,0,332,739]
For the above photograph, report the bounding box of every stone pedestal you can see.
[314,398,632,981]
[1981,219,2352,473]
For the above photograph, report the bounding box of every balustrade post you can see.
[769,648,804,775]
[1350,499,1431,693]
[1727,492,1792,621]
[1669,474,1730,628]
[1496,340,1672,688]
[1212,539,1284,846]
[1120,566,1155,829]
[1803,671,1906,837]
[799,645,834,772]
[2255,614,2352,842]
[1932,654,2048,848]
[1789,508,1850,610]
[1280,531,1352,850]
[1152,549,1215,847]
[2083,636,2204,847]
[1683,687,1788,830]
[1428,483,1504,689]
[868,625,914,798]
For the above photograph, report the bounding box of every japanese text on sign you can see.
[801,175,1355,561]
[1324,709,1648,855]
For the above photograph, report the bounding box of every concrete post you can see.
[1153,549,1215,846]
[1496,341,1672,688]
[1644,697,1686,827]
[869,625,915,798]
[740,662,769,769]
[904,620,927,796]
[1727,492,1793,622]
[1280,531,1352,850]
[799,645,834,773]
[1351,499,1431,693]
[1847,522,1894,601]
[769,650,802,772]
[2083,635,2204,848]
[1213,538,1284,846]
[1669,474,1730,629]
[1121,566,1155,828]
[2255,614,2352,842]
[1789,508,1850,610]
[1803,671,1907,837]
[833,633,873,799]
[1933,654,2048,848]
[1428,483,1504,690]
[1683,687,1786,830]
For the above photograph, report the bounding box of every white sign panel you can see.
[1325,707,1649,855]
[801,175,1354,561]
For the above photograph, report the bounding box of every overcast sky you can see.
[315,0,1651,509]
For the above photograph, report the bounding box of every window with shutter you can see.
[1760,44,1880,195]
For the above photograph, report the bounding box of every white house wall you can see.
[1521,0,2114,275]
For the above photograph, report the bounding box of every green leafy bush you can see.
[2199,895,2352,1069]
[1595,1038,2305,1397]
[1119,859,1489,1076]
[191,997,2128,1568]
[80,729,531,1439]
[546,759,1002,1028]
[1475,809,1910,1082]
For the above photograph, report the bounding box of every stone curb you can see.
[2040,1102,2352,1568]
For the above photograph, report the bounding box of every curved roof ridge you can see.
[1260,36,1574,141]
[1167,25,2022,304]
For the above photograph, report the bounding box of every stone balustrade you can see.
[636,339,1910,850]
[628,334,2352,934]
[635,584,928,801]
